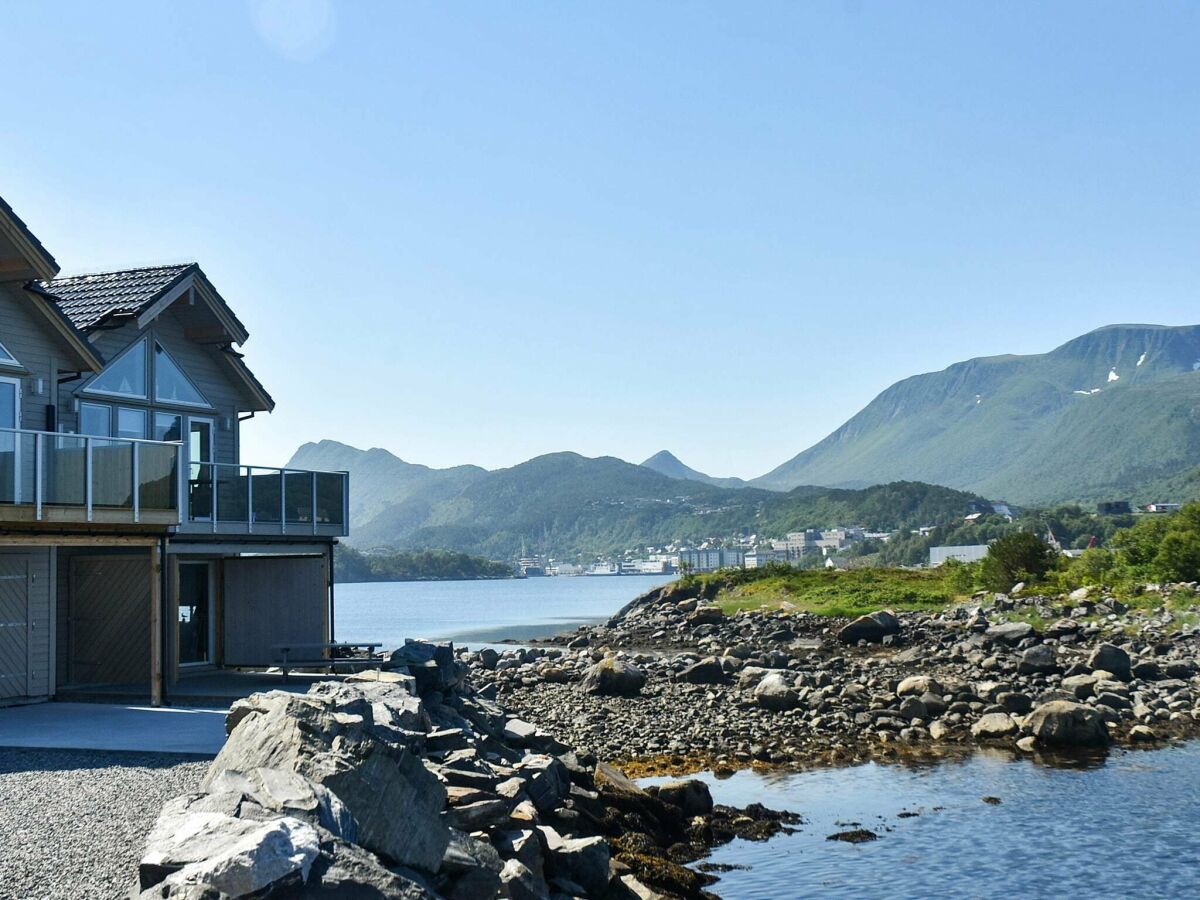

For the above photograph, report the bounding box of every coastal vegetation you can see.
[680,502,1200,617]
[334,545,513,583]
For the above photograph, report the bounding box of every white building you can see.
[929,544,990,566]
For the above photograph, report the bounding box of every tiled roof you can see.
[37,263,196,330]
[0,194,59,275]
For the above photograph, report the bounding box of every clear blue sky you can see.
[4,1,1198,478]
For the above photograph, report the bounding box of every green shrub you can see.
[980,532,1056,591]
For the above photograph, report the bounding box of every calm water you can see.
[338,578,1200,899]
[647,744,1200,899]
[334,575,674,647]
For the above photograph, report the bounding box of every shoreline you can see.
[466,579,1200,776]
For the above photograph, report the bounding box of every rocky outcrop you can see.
[139,640,797,899]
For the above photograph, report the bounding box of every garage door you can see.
[0,558,29,700]
[69,556,150,685]
[222,556,326,666]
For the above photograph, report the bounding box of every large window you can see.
[84,338,147,399]
[154,343,210,407]
[79,402,112,437]
[154,412,182,442]
[116,407,146,440]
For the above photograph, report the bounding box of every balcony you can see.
[179,462,348,537]
[0,427,180,527]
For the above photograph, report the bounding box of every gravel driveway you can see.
[0,748,209,900]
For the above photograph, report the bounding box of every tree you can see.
[980,532,1055,591]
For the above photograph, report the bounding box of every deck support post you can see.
[150,540,164,707]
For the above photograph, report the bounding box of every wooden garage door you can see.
[222,556,326,666]
[69,556,149,685]
[0,558,29,700]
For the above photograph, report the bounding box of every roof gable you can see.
[0,195,58,282]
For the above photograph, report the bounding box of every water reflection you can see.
[643,742,1200,899]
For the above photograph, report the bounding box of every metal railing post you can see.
[246,466,254,533]
[280,469,286,534]
[311,470,317,534]
[342,472,349,536]
[85,437,93,522]
[34,433,43,521]
[12,432,21,506]
[132,441,140,524]
[211,463,218,533]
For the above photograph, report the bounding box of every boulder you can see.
[754,672,799,711]
[985,622,1035,645]
[654,779,714,817]
[389,639,465,693]
[140,814,320,897]
[687,606,726,625]
[971,713,1018,740]
[1061,674,1097,699]
[836,610,900,645]
[678,657,727,684]
[1088,644,1132,682]
[537,827,610,896]
[307,838,438,898]
[1023,700,1109,746]
[204,689,449,873]
[579,658,647,697]
[896,675,942,697]
[1017,644,1059,675]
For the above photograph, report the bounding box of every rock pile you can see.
[136,640,797,899]
[474,583,1200,766]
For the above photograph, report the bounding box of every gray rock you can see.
[1061,674,1097,699]
[1023,700,1109,746]
[1088,644,1132,682]
[896,675,942,697]
[986,622,1035,645]
[754,672,799,711]
[1017,645,1059,675]
[538,827,610,896]
[678,657,727,684]
[971,713,1018,739]
[579,658,647,697]
[141,814,320,896]
[500,858,550,900]
[203,690,449,873]
[837,610,900,645]
[654,779,714,816]
[308,838,438,898]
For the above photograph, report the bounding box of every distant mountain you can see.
[753,324,1200,505]
[287,440,487,526]
[290,441,986,558]
[640,450,751,489]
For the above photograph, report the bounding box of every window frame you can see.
[81,338,149,400]
[153,341,213,410]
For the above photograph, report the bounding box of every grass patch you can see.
[699,567,956,618]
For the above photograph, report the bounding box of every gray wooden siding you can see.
[0,283,83,431]
[64,306,258,465]
[222,556,326,666]
[0,548,51,704]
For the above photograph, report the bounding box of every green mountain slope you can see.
[286,440,487,525]
[640,450,751,489]
[291,440,987,558]
[753,324,1200,505]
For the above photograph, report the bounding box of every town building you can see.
[928,544,990,566]
[0,196,348,708]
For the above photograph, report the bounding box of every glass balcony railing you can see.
[0,427,181,522]
[185,461,348,535]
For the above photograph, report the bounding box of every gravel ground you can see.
[0,749,209,900]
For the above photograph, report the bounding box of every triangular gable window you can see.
[83,338,147,398]
[154,342,210,407]
[0,341,20,368]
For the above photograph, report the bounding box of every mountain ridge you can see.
[752,323,1200,503]
[639,450,751,489]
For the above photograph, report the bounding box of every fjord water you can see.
[654,743,1200,899]
[334,575,675,646]
[336,577,1200,899]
